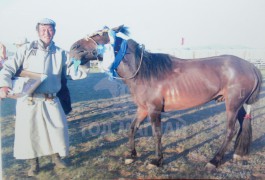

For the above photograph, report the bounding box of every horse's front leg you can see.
[149,111,163,167]
[125,108,147,164]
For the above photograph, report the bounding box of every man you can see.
[13,37,72,115]
[0,42,8,69]
[0,18,88,176]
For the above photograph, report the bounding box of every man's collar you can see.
[37,39,55,51]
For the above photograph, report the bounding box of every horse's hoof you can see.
[205,162,216,171]
[147,163,157,169]
[147,159,162,169]
[125,158,135,165]
[233,154,243,160]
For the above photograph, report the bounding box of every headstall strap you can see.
[85,36,98,46]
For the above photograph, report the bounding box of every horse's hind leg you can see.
[207,100,244,169]
[234,105,252,159]
[125,108,147,164]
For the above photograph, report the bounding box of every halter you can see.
[84,29,145,80]
[85,36,98,46]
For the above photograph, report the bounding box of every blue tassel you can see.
[71,58,81,75]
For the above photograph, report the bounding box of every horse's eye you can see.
[71,44,80,51]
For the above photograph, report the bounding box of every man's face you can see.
[38,24,55,46]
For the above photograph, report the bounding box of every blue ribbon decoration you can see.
[70,58,81,75]
[97,44,105,55]
[109,39,127,77]
[108,30,116,45]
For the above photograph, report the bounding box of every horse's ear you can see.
[112,25,124,33]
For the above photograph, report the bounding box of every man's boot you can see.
[52,153,67,169]
[28,158,39,176]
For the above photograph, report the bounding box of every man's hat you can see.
[37,18,56,27]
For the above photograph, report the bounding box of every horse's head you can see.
[69,25,129,65]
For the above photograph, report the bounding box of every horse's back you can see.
[161,55,261,110]
[172,55,258,83]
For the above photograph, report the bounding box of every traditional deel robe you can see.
[0,40,88,159]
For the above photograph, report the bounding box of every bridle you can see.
[85,36,98,46]
[83,30,145,80]
[82,28,113,58]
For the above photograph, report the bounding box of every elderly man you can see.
[0,18,88,176]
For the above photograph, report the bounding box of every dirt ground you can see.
[1,72,265,179]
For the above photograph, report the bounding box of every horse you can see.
[69,25,263,169]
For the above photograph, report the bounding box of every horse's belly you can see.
[136,68,221,111]
[163,79,219,111]
[164,96,211,111]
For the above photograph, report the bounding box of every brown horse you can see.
[69,25,263,169]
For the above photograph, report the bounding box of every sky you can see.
[0,0,265,51]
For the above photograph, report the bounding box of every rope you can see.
[113,44,145,80]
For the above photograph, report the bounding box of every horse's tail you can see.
[234,65,263,157]
[246,65,263,104]
[234,106,252,157]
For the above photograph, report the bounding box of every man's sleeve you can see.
[0,47,26,88]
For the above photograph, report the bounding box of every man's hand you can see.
[0,87,10,99]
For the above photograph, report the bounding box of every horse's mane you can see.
[127,39,173,81]
[117,26,130,36]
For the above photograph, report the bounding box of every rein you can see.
[113,44,145,80]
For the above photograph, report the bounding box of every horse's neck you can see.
[116,61,133,78]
